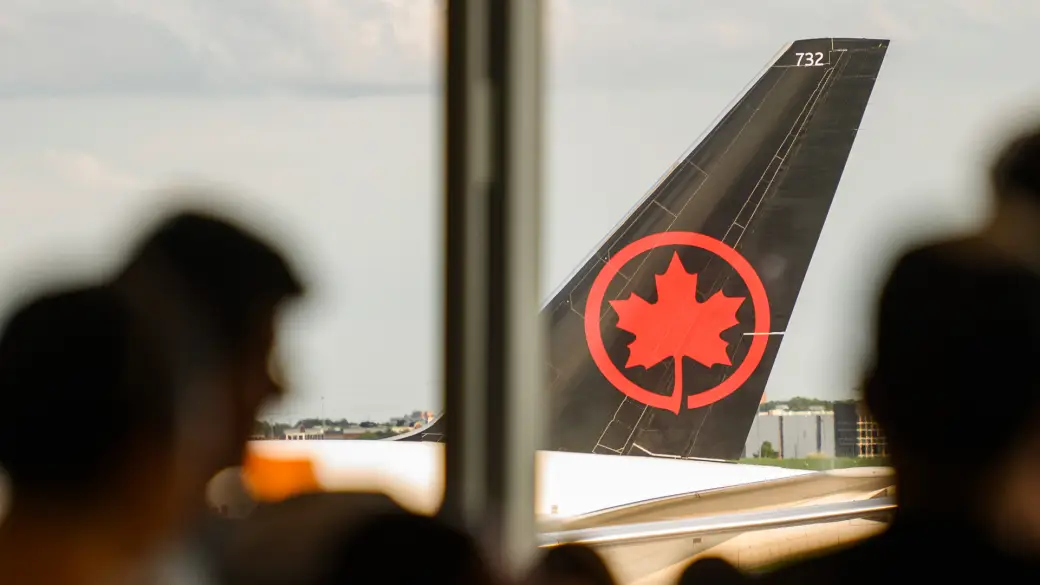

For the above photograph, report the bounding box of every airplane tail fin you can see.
[545,38,889,460]
[400,39,890,461]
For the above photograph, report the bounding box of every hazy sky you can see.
[1,1,1039,420]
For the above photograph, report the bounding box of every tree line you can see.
[758,396,859,412]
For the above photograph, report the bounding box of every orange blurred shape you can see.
[242,451,322,502]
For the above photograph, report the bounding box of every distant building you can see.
[323,426,381,440]
[399,411,436,426]
[284,427,325,440]
[744,400,887,459]
[745,410,835,459]
[834,401,888,458]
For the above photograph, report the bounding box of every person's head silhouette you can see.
[114,207,305,496]
[0,284,184,584]
[982,125,1040,269]
[990,125,1040,203]
[864,235,1040,549]
[526,543,617,585]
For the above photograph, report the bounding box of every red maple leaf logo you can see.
[609,251,745,412]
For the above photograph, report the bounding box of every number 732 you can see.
[794,52,825,67]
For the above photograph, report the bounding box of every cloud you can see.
[44,149,140,192]
[704,20,760,49]
[1,0,1039,95]
[0,0,440,96]
[863,1,920,42]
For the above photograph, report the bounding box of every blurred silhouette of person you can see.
[115,206,435,585]
[524,543,617,585]
[216,492,407,585]
[978,124,1040,271]
[753,128,1040,583]
[0,284,184,585]
[111,207,305,582]
[310,509,500,585]
[676,556,745,585]
[114,209,305,501]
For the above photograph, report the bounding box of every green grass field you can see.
[735,456,890,470]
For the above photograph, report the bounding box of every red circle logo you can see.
[584,231,771,413]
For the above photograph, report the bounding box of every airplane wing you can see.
[544,496,895,584]
[539,497,895,547]
[552,466,894,530]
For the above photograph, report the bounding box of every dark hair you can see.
[320,511,496,585]
[117,210,304,362]
[991,125,1040,201]
[0,284,175,502]
[864,241,1040,467]
[530,544,616,585]
[677,557,744,585]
